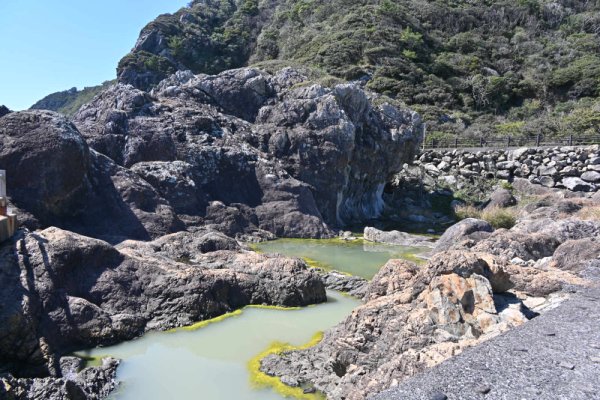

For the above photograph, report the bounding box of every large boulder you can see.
[0,227,326,379]
[73,67,423,237]
[0,111,182,241]
[433,218,494,253]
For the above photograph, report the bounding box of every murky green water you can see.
[254,238,426,279]
[81,291,360,400]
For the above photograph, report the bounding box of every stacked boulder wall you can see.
[72,67,423,237]
[0,111,182,241]
[0,227,325,381]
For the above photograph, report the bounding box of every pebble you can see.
[589,356,600,363]
[303,387,316,394]
[476,384,492,394]
[558,361,575,370]
[430,393,447,400]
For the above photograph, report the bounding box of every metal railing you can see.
[422,134,600,150]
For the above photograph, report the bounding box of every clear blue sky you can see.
[0,1,187,111]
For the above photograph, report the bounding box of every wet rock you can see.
[363,227,436,248]
[320,271,369,298]
[433,218,493,253]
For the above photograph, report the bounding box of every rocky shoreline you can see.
[259,183,599,399]
[1,65,599,400]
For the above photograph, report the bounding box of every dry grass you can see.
[576,205,600,221]
[455,205,518,229]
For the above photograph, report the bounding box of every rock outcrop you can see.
[0,227,325,384]
[0,111,182,241]
[69,67,422,238]
[259,196,598,399]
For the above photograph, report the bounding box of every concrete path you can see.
[371,286,600,400]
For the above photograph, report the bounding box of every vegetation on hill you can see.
[116,0,600,140]
[30,80,115,116]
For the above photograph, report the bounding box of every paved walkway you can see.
[371,286,600,400]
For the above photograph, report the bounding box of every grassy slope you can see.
[30,80,115,116]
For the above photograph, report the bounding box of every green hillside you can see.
[30,80,115,116]
[115,0,600,140]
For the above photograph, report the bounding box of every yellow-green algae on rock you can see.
[247,332,327,400]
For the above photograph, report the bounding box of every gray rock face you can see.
[0,111,182,241]
[433,218,494,253]
[72,67,423,238]
[0,227,326,380]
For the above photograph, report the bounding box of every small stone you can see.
[590,356,600,363]
[430,392,448,400]
[476,384,492,394]
[544,331,556,337]
[559,361,575,370]
[303,387,317,394]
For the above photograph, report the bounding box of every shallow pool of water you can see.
[80,291,360,400]
[254,238,426,279]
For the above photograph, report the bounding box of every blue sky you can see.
[0,1,187,110]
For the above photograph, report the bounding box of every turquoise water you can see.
[254,238,426,279]
[80,291,360,400]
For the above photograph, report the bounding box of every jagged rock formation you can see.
[69,67,422,238]
[260,195,599,399]
[0,227,325,385]
[0,110,182,242]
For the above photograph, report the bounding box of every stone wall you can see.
[409,145,600,193]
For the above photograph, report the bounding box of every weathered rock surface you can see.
[71,67,422,238]
[261,252,528,400]
[372,286,600,400]
[0,227,325,386]
[0,111,182,241]
[0,105,11,118]
[0,357,119,400]
[484,188,516,209]
[260,196,598,399]
[363,227,436,248]
[433,218,493,253]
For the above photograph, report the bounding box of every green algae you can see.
[247,332,327,400]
